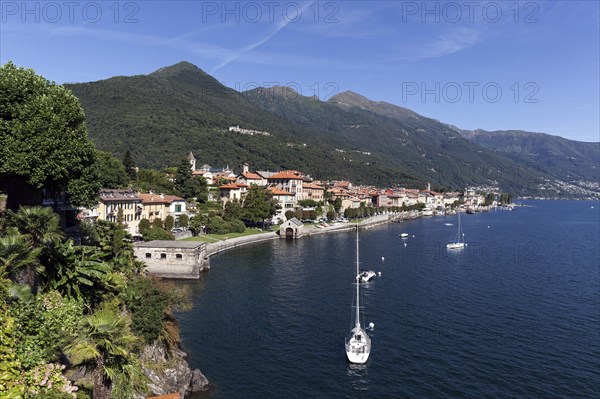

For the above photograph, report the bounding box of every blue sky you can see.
[1,1,599,142]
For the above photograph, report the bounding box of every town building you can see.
[219,182,249,203]
[137,193,187,223]
[96,189,142,236]
[303,182,325,203]
[268,187,296,222]
[236,163,267,186]
[267,170,305,200]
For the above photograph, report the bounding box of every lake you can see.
[176,200,600,398]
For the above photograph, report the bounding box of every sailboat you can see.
[446,210,465,249]
[345,227,372,363]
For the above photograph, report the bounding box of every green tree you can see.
[484,193,495,206]
[188,215,205,236]
[241,186,279,227]
[284,210,295,220]
[0,62,100,209]
[138,218,151,233]
[122,149,137,180]
[178,214,189,228]
[151,218,163,229]
[132,169,175,194]
[298,199,317,207]
[96,151,129,189]
[333,198,342,213]
[164,215,175,231]
[223,199,243,222]
[65,302,144,399]
[174,158,208,200]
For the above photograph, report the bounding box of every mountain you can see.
[65,63,404,185]
[455,128,599,181]
[243,87,550,194]
[65,62,599,197]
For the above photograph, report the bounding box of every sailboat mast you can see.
[355,226,361,328]
[457,211,462,243]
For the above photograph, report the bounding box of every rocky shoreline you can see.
[137,342,210,398]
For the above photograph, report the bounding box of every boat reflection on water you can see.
[346,363,370,392]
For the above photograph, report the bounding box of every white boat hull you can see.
[446,242,465,249]
[345,326,371,363]
[358,270,376,283]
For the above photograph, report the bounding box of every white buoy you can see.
[378,271,382,276]
[404,243,407,247]
[368,322,375,331]
[381,256,385,262]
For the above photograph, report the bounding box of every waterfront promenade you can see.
[204,214,393,257]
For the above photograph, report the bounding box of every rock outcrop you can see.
[137,342,210,399]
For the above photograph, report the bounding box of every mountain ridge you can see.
[64,61,599,197]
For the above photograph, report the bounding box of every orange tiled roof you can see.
[220,183,249,189]
[268,187,294,196]
[333,180,351,188]
[240,172,263,180]
[137,193,185,204]
[267,171,304,180]
[303,182,324,190]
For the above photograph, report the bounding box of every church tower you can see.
[188,151,196,171]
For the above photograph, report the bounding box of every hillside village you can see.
[79,151,495,238]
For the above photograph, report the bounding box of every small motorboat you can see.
[357,270,376,283]
[399,233,409,238]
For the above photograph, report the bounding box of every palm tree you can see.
[45,240,113,303]
[0,230,41,287]
[4,206,63,291]
[6,206,63,247]
[65,304,145,399]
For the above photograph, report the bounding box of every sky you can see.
[1,0,599,142]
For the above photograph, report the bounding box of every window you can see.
[145,253,151,258]
[160,253,166,259]
[176,254,183,260]
[175,204,182,213]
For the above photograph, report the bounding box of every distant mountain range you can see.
[65,61,599,198]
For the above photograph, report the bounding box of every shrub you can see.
[142,227,174,241]
[230,219,246,233]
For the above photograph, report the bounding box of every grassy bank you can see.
[182,228,270,243]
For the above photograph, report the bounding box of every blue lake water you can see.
[176,201,600,398]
